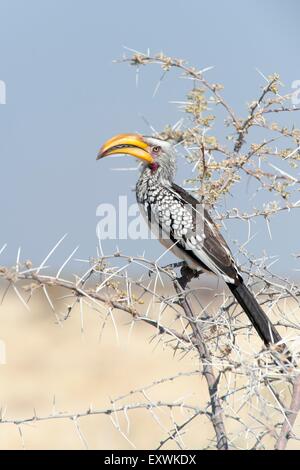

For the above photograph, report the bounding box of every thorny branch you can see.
[0,244,299,449]
[121,50,300,207]
[175,265,228,450]
[275,375,300,450]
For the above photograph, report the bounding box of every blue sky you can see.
[0,0,299,274]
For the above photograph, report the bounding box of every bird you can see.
[97,133,283,347]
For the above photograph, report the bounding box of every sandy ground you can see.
[0,287,210,450]
[0,284,298,450]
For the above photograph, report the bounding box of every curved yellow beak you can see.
[97,133,154,164]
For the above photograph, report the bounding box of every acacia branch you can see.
[275,375,300,450]
[175,264,228,450]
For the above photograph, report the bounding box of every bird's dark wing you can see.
[170,183,241,284]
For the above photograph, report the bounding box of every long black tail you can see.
[228,281,282,345]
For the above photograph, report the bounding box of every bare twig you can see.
[275,375,300,450]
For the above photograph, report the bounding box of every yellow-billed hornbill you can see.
[97,133,282,347]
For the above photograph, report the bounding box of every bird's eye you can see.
[152,146,161,154]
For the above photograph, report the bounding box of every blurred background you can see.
[0,0,299,270]
[0,0,299,449]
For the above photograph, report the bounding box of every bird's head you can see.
[97,134,176,178]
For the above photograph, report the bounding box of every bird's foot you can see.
[162,261,186,271]
[178,263,203,289]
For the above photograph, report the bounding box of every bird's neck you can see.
[136,164,175,203]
